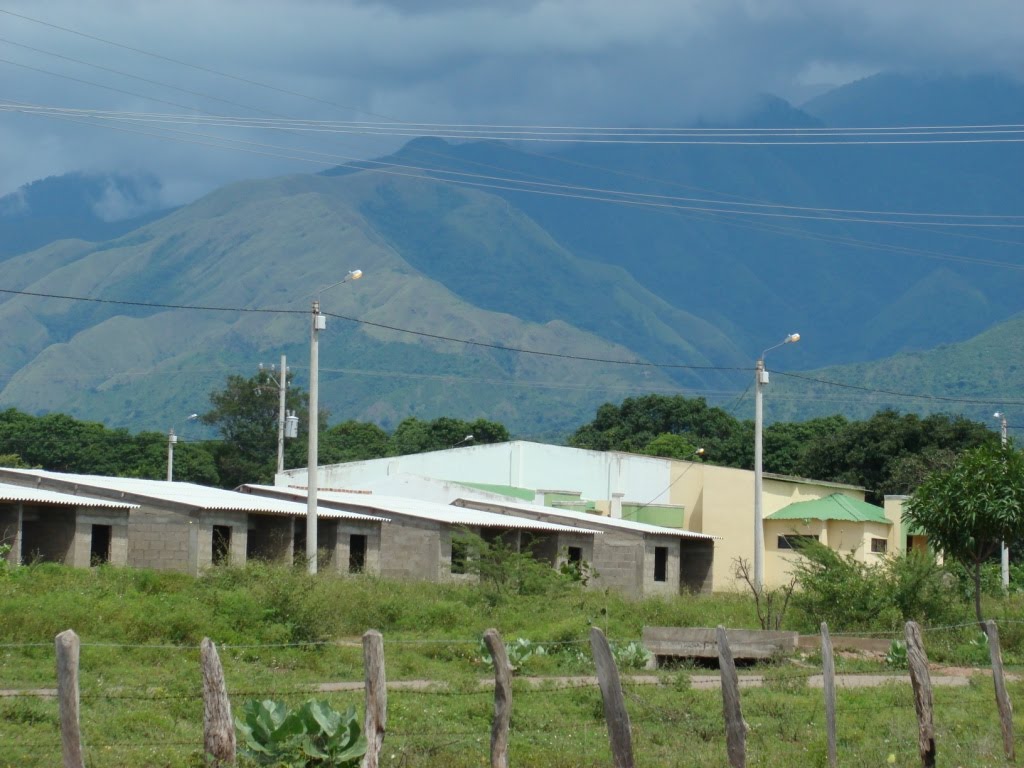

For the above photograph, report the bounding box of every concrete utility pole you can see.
[753,332,800,591]
[307,300,323,573]
[262,355,289,476]
[305,269,362,575]
[167,428,176,482]
[996,412,1010,591]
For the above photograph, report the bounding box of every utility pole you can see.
[753,333,800,592]
[996,412,1010,591]
[263,355,288,476]
[307,300,323,574]
[166,428,176,482]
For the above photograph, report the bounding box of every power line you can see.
[773,370,1024,406]
[0,286,743,372]
[6,102,1023,231]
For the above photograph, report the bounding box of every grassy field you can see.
[2,562,1023,767]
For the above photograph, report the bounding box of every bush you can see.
[789,542,966,633]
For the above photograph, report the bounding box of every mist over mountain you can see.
[1,73,1021,435]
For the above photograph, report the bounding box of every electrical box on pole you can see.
[285,411,299,438]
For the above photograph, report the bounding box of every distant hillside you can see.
[765,310,1024,425]
[2,72,1023,435]
[0,172,173,259]
[0,172,738,438]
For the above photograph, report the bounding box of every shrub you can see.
[789,542,965,632]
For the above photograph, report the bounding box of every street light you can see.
[995,411,1009,591]
[753,332,800,591]
[166,414,199,481]
[307,269,363,574]
[451,434,474,449]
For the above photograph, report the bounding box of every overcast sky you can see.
[1,0,1022,207]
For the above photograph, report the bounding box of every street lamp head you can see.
[694,447,705,457]
[785,333,800,344]
[348,269,363,281]
[994,411,1004,419]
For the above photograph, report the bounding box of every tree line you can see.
[0,381,999,496]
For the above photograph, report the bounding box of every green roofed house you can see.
[764,493,895,576]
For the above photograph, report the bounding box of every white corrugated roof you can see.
[454,497,719,540]
[0,481,138,509]
[0,470,385,522]
[243,485,599,535]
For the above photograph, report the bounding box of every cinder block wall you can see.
[72,511,129,567]
[127,507,193,572]
[21,506,76,564]
[642,536,681,597]
[248,515,294,563]
[379,515,442,581]
[335,521,382,576]
[0,505,21,565]
[680,540,715,594]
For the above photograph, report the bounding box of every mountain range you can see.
[1,72,1021,438]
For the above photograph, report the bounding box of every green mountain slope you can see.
[0,172,732,437]
[765,311,1024,425]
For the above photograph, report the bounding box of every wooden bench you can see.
[641,627,800,667]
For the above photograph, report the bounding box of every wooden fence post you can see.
[985,620,1014,761]
[483,629,512,768]
[200,638,236,765]
[362,630,387,768]
[55,629,85,768]
[820,622,837,768]
[717,625,746,768]
[904,621,936,768]
[589,627,634,768]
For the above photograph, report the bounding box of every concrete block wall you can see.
[590,533,645,599]
[334,521,382,576]
[247,515,294,563]
[126,507,193,572]
[20,506,76,564]
[379,515,442,581]
[440,525,479,584]
[680,540,715,594]
[72,511,129,567]
[0,505,20,565]
[194,512,249,572]
[641,535,681,597]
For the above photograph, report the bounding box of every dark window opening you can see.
[349,534,367,574]
[567,546,583,565]
[451,539,468,575]
[654,546,668,582]
[871,538,888,554]
[212,525,231,566]
[906,535,913,552]
[778,534,819,551]
[90,525,112,565]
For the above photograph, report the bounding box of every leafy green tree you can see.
[904,442,1024,624]
[762,415,847,477]
[320,421,390,464]
[640,433,702,460]
[568,395,750,467]
[388,416,509,456]
[202,370,312,488]
[796,410,995,502]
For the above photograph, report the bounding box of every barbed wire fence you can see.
[0,619,1019,767]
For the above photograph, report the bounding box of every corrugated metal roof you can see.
[0,470,385,522]
[453,497,719,540]
[0,481,138,509]
[766,493,890,525]
[243,485,599,535]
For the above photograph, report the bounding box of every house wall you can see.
[680,540,715,594]
[72,510,129,567]
[247,515,295,563]
[0,504,21,565]
[20,505,76,564]
[676,464,866,589]
[285,442,678,510]
[194,511,249,571]
[380,514,443,582]
[334,521,383,576]
[126,505,195,573]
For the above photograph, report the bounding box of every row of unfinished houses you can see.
[0,441,916,595]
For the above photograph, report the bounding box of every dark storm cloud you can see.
[0,0,1021,200]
